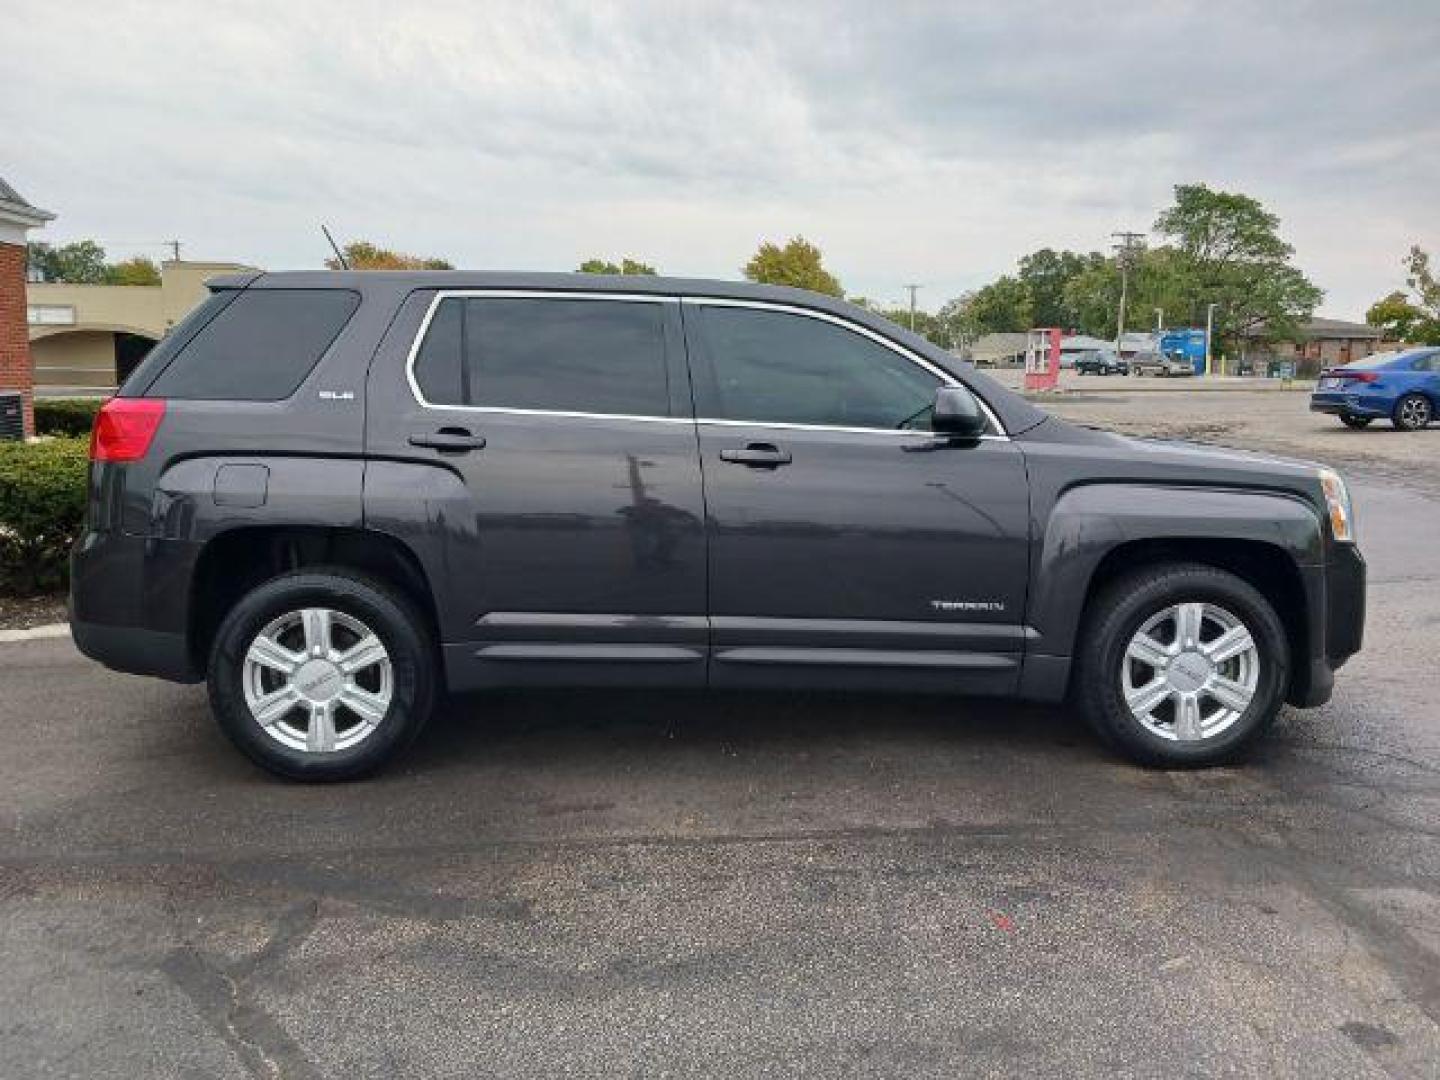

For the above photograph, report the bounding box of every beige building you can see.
[28,259,252,389]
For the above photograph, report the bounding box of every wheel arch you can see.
[1024,484,1324,704]
[188,525,440,673]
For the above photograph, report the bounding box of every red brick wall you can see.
[0,241,34,436]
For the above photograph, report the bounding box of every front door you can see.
[365,290,707,689]
[683,300,1031,694]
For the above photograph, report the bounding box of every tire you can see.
[1393,393,1432,432]
[1074,563,1290,767]
[207,568,436,781]
[1340,415,1373,429]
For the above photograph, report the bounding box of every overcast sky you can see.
[6,1,1437,318]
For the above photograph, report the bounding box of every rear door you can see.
[364,290,707,689]
[683,299,1031,694]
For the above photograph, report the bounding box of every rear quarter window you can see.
[144,289,360,401]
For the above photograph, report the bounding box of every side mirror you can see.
[931,385,987,438]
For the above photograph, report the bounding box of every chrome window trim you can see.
[403,289,1008,439]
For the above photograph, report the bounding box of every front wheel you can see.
[1340,415,1373,429]
[208,569,436,780]
[1074,563,1290,766]
[1393,393,1432,431]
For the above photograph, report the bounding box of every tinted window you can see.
[147,289,360,401]
[120,291,234,397]
[696,306,940,429]
[412,297,670,416]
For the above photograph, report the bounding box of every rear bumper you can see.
[69,528,203,683]
[1310,393,1391,418]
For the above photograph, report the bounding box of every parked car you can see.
[1130,351,1195,377]
[1309,347,1440,430]
[1075,350,1129,376]
[71,273,1365,780]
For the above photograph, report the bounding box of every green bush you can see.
[34,398,104,437]
[0,437,89,595]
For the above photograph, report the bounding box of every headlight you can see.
[1318,467,1355,543]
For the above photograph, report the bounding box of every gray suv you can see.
[71,273,1365,779]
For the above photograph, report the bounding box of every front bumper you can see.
[1288,542,1365,708]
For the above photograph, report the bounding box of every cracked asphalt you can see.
[2,410,1438,1077]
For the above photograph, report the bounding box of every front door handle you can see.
[408,428,487,453]
[719,442,792,468]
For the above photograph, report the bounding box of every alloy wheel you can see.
[1120,602,1260,742]
[1399,395,1431,429]
[241,607,393,753]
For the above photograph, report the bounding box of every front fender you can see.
[1024,483,1324,689]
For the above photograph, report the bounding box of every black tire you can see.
[1074,562,1290,767]
[207,568,436,781]
[1340,415,1373,429]
[1393,393,1432,432]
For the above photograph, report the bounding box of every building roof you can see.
[0,174,55,230]
[1060,334,1114,352]
[1300,316,1381,339]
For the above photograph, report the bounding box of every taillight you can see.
[1346,371,1380,384]
[90,398,166,462]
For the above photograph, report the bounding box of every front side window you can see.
[695,305,940,430]
[411,296,670,416]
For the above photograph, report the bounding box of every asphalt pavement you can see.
[2,474,1438,1078]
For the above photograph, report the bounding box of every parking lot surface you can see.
[2,399,1438,1078]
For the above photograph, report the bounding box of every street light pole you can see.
[903,283,922,331]
[1205,302,1218,376]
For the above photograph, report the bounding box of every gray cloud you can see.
[5,0,1437,316]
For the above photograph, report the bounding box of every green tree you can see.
[742,236,843,297]
[25,240,109,284]
[1154,183,1322,344]
[961,275,1033,334]
[104,256,161,286]
[1016,248,1104,328]
[325,241,452,270]
[1366,291,1425,340]
[578,257,656,275]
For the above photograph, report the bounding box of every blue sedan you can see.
[1310,347,1440,430]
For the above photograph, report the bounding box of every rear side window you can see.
[411,296,670,417]
[146,289,360,401]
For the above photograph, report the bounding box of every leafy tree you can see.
[961,275,1033,335]
[578,257,656,275]
[325,241,452,270]
[1017,248,1105,329]
[1154,183,1322,344]
[1367,247,1440,344]
[104,256,161,286]
[742,236,843,297]
[26,240,109,284]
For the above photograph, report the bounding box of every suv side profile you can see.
[72,273,1366,780]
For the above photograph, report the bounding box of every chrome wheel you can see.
[241,608,392,753]
[1120,602,1260,742]
[1398,395,1431,430]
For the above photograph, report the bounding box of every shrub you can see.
[34,398,104,437]
[0,437,90,595]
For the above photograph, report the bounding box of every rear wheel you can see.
[1393,393,1432,431]
[1075,563,1289,766]
[208,569,436,780]
[1340,415,1373,429]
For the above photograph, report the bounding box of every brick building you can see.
[0,176,55,436]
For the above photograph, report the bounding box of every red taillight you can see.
[90,398,166,462]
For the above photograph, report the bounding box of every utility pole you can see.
[1155,308,1164,331]
[1111,231,1145,353]
[903,283,922,330]
[166,239,181,262]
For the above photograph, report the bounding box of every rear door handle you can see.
[719,443,792,468]
[408,428,487,453]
